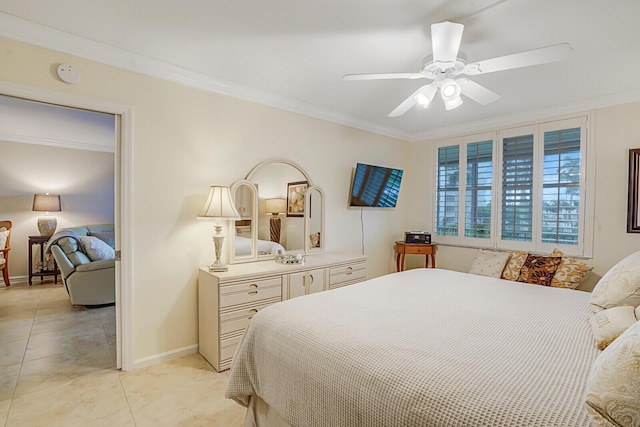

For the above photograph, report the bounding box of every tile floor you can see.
[0,280,245,426]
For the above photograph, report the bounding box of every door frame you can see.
[0,81,134,370]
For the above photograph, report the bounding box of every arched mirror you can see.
[229,159,324,264]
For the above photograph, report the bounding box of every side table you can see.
[395,241,437,272]
[28,235,59,285]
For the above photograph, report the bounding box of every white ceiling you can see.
[1,0,640,140]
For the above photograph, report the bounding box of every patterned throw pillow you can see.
[588,306,637,350]
[468,250,511,278]
[550,249,593,289]
[590,249,640,312]
[501,251,528,281]
[516,254,562,286]
[585,320,640,427]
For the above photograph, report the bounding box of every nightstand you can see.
[28,235,59,285]
[394,241,437,272]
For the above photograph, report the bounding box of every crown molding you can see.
[409,88,640,142]
[4,12,639,145]
[0,13,410,142]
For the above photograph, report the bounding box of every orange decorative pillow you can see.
[550,249,593,289]
[501,251,528,280]
[517,254,563,286]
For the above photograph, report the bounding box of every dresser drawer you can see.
[220,276,282,295]
[220,302,275,335]
[220,279,282,308]
[220,334,243,362]
[329,262,367,286]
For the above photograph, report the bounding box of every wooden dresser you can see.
[198,252,367,371]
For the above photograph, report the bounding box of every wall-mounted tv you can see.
[348,163,403,208]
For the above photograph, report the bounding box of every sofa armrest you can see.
[51,245,76,279]
[75,259,115,272]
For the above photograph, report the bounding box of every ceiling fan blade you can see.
[388,84,434,117]
[458,78,500,105]
[431,22,464,65]
[464,43,572,75]
[342,73,427,81]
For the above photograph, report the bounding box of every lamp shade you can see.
[32,194,61,212]
[198,186,241,219]
[265,198,287,215]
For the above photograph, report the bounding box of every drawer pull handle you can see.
[248,291,258,295]
[248,309,258,319]
[249,284,258,288]
[346,267,353,275]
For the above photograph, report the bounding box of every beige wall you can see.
[0,140,114,279]
[408,101,640,291]
[0,37,410,364]
[7,33,638,366]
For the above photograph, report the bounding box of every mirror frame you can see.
[229,180,259,263]
[229,159,324,264]
[627,148,640,233]
[305,185,325,253]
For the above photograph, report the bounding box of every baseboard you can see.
[131,344,199,370]
[7,275,28,284]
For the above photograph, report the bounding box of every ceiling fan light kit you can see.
[343,21,572,117]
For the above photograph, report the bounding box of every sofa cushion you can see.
[89,231,115,249]
[55,236,91,266]
[79,236,115,261]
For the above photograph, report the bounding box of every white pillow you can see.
[79,235,115,261]
[585,319,640,427]
[0,229,8,259]
[588,306,637,350]
[468,250,511,278]
[590,249,640,312]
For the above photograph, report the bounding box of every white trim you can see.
[132,344,199,370]
[412,89,640,142]
[0,131,114,153]
[0,13,409,142]
[3,13,640,144]
[0,80,135,371]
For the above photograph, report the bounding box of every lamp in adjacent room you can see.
[32,193,62,237]
[265,198,287,243]
[198,186,241,272]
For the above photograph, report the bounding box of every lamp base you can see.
[208,262,228,272]
[37,216,57,237]
[209,226,228,272]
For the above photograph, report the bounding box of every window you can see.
[433,116,592,256]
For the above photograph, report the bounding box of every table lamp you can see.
[198,186,241,272]
[265,198,286,243]
[32,193,62,237]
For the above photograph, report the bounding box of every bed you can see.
[225,267,601,427]
[235,236,285,256]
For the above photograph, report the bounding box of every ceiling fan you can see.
[343,22,572,117]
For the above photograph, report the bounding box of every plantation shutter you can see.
[501,134,534,242]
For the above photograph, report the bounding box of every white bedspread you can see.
[226,268,598,427]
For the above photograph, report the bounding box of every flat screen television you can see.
[348,163,403,208]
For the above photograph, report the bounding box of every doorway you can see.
[0,81,133,370]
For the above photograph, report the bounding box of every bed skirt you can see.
[244,395,293,427]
